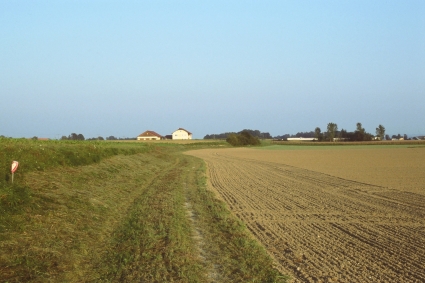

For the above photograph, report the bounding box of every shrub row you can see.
[226,130,261,146]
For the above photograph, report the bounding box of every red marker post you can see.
[11,161,19,183]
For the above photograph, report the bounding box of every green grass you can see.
[0,138,154,237]
[0,138,287,282]
[0,138,153,183]
[96,155,206,282]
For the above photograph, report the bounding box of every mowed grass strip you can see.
[97,155,206,282]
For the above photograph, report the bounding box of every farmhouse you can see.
[172,128,192,140]
[137,130,163,141]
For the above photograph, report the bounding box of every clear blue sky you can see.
[1,1,424,139]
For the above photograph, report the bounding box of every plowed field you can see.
[187,146,425,283]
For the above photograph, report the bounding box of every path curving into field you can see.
[187,147,425,283]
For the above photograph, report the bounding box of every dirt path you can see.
[187,148,425,283]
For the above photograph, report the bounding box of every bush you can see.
[226,131,261,146]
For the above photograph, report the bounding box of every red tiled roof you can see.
[138,130,162,138]
[27,138,49,140]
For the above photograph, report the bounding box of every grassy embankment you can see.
[0,138,287,282]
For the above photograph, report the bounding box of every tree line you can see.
[313,122,386,142]
[204,125,389,142]
[59,133,137,141]
[60,133,86,140]
[204,129,272,140]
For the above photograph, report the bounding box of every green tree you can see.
[239,130,261,145]
[356,122,363,133]
[375,125,385,140]
[314,127,322,141]
[339,128,347,141]
[66,133,85,140]
[355,122,366,141]
[327,122,338,142]
[68,133,78,140]
[226,134,239,146]
[226,131,260,146]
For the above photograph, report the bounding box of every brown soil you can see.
[186,147,425,283]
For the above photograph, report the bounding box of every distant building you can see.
[287,137,318,141]
[172,128,192,140]
[137,130,163,141]
[28,137,49,141]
